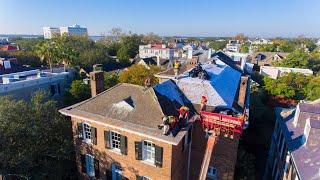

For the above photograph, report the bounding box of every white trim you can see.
[61,112,181,145]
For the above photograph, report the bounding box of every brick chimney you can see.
[186,56,199,71]
[90,64,104,97]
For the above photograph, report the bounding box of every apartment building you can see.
[60,24,88,36]
[43,24,87,39]
[139,44,174,60]
[264,99,320,180]
[43,27,60,39]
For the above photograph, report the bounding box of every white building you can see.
[139,44,174,60]
[43,27,60,39]
[60,24,88,36]
[251,38,273,45]
[225,40,241,52]
[260,66,313,79]
[43,24,87,39]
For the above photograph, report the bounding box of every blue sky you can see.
[1,0,320,37]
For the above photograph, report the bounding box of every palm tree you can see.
[35,41,58,72]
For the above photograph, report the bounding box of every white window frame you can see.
[83,123,92,144]
[110,131,121,152]
[85,154,95,177]
[142,141,155,164]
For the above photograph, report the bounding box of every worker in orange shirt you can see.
[200,96,207,111]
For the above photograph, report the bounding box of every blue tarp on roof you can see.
[154,80,188,105]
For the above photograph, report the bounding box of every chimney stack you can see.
[90,64,104,97]
[157,56,160,67]
[187,56,199,71]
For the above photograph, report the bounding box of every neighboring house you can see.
[264,99,320,180]
[59,57,250,179]
[136,57,167,69]
[0,57,73,99]
[225,40,241,52]
[43,24,88,39]
[251,52,289,66]
[260,66,313,79]
[251,38,273,45]
[0,44,18,52]
[0,69,72,100]
[43,27,60,39]
[139,44,174,60]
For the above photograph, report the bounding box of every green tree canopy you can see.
[119,64,160,86]
[68,80,91,103]
[209,40,227,51]
[304,76,320,101]
[0,92,75,179]
[273,49,311,68]
[263,73,311,100]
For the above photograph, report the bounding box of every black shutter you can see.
[106,168,112,179]
[80,154,86,173]
[136,175,143,180]
[135,141,143,160]
[77,123,83,139]
[104,131,111,149]
[91,127,97,145]
[188,127,192,144]
[94,158,100,178]
[155,145,163,167]
[57,83,61,94]
[120,135,127,155]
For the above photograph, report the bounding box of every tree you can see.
[35,40,59,72]
[119,64,160,86]
[120,34,143,58]
[69,80,91,102]
[240,43,249,53]
[209,40,227,51]
[304,76,320,100]
[104,72,119,89]
[263,73,311,100]
[106,42,121,56]
[142,32,162,44]
[235,33,246,43]
[53,34,79,69]
[273,49,310,68]
[278,40,296,52]
[117,46,130,65]
[0,92,75,179]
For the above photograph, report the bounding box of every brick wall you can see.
[71,117,187,180]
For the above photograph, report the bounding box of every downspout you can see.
[187,123,193,180]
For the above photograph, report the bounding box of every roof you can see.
[0,58,35,76]
[176,63,241,109]
[59,83,189,145]
[275,99,320,179]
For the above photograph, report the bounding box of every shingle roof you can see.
[59,83,189,145]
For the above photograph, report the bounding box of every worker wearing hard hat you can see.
[173,60,181,79]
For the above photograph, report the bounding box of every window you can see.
[50,84,61,96]
[83,123,92,141]
[81,154,98,177]
[142,141,155,163]
[111,131,121,150]
[141,176,151,180]
[207,166,217,179]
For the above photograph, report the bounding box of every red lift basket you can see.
[200,111,245,134]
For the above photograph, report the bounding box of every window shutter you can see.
[120,135,128,155]
[91,127,97,145]
[80,154,86,173]
[106,169,112,179]
[94,158,100,178]
[77,123,83,139]
[104,131,111,149]
[135,141,143,160]
[155,145,163,167]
